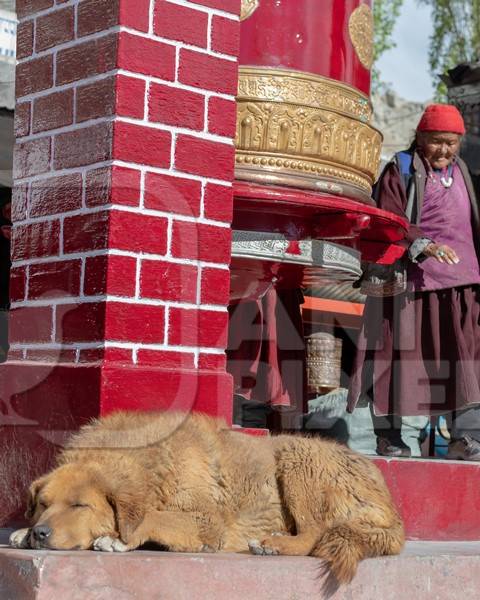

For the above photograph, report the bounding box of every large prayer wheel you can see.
[235,0,382,203]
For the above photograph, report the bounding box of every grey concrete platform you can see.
[1,535,480,600]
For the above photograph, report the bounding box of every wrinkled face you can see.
[416,131,461,169]
[27,464,117,550]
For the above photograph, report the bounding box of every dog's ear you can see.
[108,487,146,543]
[25,475,49,521]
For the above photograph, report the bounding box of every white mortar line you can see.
[13,250,230,270]
[12,295,228,311]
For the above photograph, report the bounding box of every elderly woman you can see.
[348,104,480,460]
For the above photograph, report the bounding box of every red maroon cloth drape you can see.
[227,288,306,411]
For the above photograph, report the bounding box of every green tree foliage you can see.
[372,0,405,91]
[417,0,480,98]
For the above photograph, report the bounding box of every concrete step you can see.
[1,541,480,600]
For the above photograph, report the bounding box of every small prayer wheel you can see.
[306,332,343,394]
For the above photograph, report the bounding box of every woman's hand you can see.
[424,243,459,264]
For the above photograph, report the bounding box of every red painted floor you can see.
[372,457,480,541]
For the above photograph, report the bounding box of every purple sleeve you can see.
[376,163,426,245]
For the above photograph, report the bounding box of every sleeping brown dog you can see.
[10,410,404,585]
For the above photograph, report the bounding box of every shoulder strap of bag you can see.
[394,151,416,222]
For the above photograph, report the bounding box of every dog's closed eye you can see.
[71,503,91,509]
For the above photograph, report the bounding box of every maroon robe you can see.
[348,154,480,416]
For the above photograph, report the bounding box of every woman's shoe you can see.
[446,435,480,461]
[376,436,412,458]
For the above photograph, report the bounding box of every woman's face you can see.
[416,131,461,169]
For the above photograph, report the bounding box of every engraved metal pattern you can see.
[240,0,259,21]
[238,67,373,123]
[235,67,383,197]
[231,231,361,277]
[348,4,374,70]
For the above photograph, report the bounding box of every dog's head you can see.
[25,462,146,550]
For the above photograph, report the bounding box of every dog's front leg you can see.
[9,528,31,549]
[94,510,223,553]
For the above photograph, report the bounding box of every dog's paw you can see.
[93,536,130,553]
[9,528,30,549]
[248,539,279,556]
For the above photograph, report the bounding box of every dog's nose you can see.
[32,525,52,543]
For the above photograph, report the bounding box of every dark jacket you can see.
[375,151,480,258]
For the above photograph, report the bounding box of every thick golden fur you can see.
[11,411,404,585]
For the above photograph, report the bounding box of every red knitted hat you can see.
[416,104,466,135]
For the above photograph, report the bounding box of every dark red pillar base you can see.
[0,361,232,526]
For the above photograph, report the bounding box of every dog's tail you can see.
[311,520,405,586]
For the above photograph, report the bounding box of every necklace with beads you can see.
[429,163,454,188]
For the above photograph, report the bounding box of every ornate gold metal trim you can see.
[240,0,260,21]
[238,67,373,123]
[235,67,382,200]
[349,4,374,70]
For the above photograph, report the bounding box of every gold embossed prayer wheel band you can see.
[235,67,383,202]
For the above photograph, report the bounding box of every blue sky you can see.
[376,0,435,101]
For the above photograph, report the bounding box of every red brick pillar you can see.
[1,0,240,524]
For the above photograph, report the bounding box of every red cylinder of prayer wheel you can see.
[239,0,372,95]
[235,0,380,203]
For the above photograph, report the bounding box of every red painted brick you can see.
[171,221,231,263]
[119,0,150,32]
[105,302,165,344]
[116,75,146,119]
[211,15,240,56]
[29,173,83,217]
[168,307,228,348]
[36,6,75,52]
[149,83,204,131]
[200,267,230,304]
[175,135,235,180]
[144,173,201,217]
[78,348,104,363]
[84,254,137,297]
[11,184,29,222]
[153,0,208,47]
[140,260,197,303]
[186,0,240,14]
[86,166,141,207]
[203,182,233,222]
[104,346,133,362]
[198,352,227,370]
[25,347,77,362]
[29,259,82,299]
[208,96,237,137]
[16,55,53,97]
[57,301,106,342]
[54,122,112,170]
[63,211,110,253]
[113,122,171,168]
[137,349,195,368]
[16,0,54,19]
[118,32,175,81]
[14,102,31,138]
[56,34,118,85]
[179,49,238,95]
[16,20,34,60]
[12,220,60,261]
[76,77,116,122]
[14,137,51,179]
[9,267,27,303]
[32,89,74,133]
[9,306,53,344]
[109,211,168,255]
[77,0,119,37]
